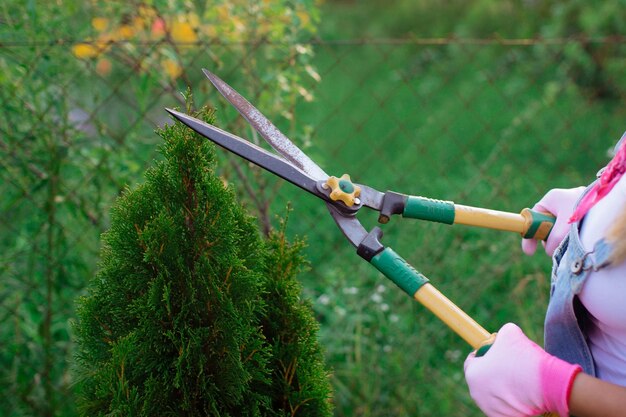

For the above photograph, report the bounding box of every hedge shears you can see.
[166,70,558,416]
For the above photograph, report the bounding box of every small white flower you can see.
[445,349,462,362]
[343,286,359,295]
[334,306,346,317]
[317,294,330,305]
[390,314,399,323]
[380,303,389,312]
[370,293,383,303]
[376,284,386,293]
[383,345,392,353]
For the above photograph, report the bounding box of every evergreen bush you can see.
[74,103,332,417]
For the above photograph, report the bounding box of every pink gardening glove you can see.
[521,187,586,257]
[464,323,581,417]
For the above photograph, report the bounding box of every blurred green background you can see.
[3,1,626,416]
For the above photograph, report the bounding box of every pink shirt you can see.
[579,174,626,385]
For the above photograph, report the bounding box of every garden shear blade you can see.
[165,108,369,248]
[200,69,329,181]
[202,70,556,240]
[166,70,497,349]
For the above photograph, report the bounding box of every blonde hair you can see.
[607,205,626,264]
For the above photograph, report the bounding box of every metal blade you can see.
[326,204,368,248]
[202,69,328,180]
[356,184,385,211]
[166,108,324,200]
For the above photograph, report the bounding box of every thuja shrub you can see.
[74,105,332,417]
[261,228,333,417]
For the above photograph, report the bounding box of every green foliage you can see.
[73,105,332,417]
[323,0,626,40]
[0,1,321,416]
[0,4,96,417]
[324,0,626,99]
[320,0,543,39]
[536,0,626,99]
[261,225,333,417]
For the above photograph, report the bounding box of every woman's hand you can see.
[522,187,586,257]
[464,323,581,417]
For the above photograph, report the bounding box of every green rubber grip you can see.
[370,247,429,296]
[403,196,455,225]
[475,343,492,357]
[521,208,555,240]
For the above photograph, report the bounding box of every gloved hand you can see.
[464,323,581,417]
[522,187,586,257]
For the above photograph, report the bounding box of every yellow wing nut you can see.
[325,174,361,207]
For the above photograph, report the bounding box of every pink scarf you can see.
[569,141,626,223]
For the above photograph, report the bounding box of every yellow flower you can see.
[162,58,182,80]
[72,42,100,59]
[115,25,135,40]
[132,16,146,31]
[170,21,197,44]
[92,17,109,32]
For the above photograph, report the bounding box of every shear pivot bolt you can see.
[325,174,362,207]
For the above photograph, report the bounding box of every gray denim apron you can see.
[543,181,615,375]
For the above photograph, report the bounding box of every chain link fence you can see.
[2,35,626,416]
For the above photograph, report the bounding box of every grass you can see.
[247,23,626,417]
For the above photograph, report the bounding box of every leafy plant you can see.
[73,104,332,417]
